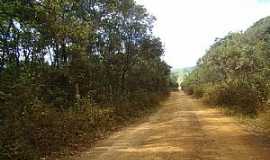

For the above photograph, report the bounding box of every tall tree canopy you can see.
[0,0,172,159]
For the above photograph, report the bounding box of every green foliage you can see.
[202,81,266,114]
[169,73,179,90]
[171,67,194,82]
[0,0,171,159]
[181,17,270,115]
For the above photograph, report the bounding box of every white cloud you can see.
[135,0,270,68]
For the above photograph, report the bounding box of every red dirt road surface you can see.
[70,92,270,160]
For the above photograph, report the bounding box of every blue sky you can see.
[136,0,270,69]
[257,0,270,4]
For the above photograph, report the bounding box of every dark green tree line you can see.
[0,0,172,159]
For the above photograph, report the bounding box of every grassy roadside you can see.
[199,100,270,138]
[221,107,270,137]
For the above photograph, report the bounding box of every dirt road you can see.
[71,92,270,160]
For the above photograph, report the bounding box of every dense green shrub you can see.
[0,92,164,159]
[193,84,208,98]
[181,17,270,115]
[201,81,267,114]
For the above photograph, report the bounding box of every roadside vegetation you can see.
[0,1,174,159]
[172,67,194,82]
[181,16,270,133]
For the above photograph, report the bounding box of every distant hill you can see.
[171,67,195,85]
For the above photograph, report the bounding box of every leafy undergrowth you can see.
[0,93,168,160]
